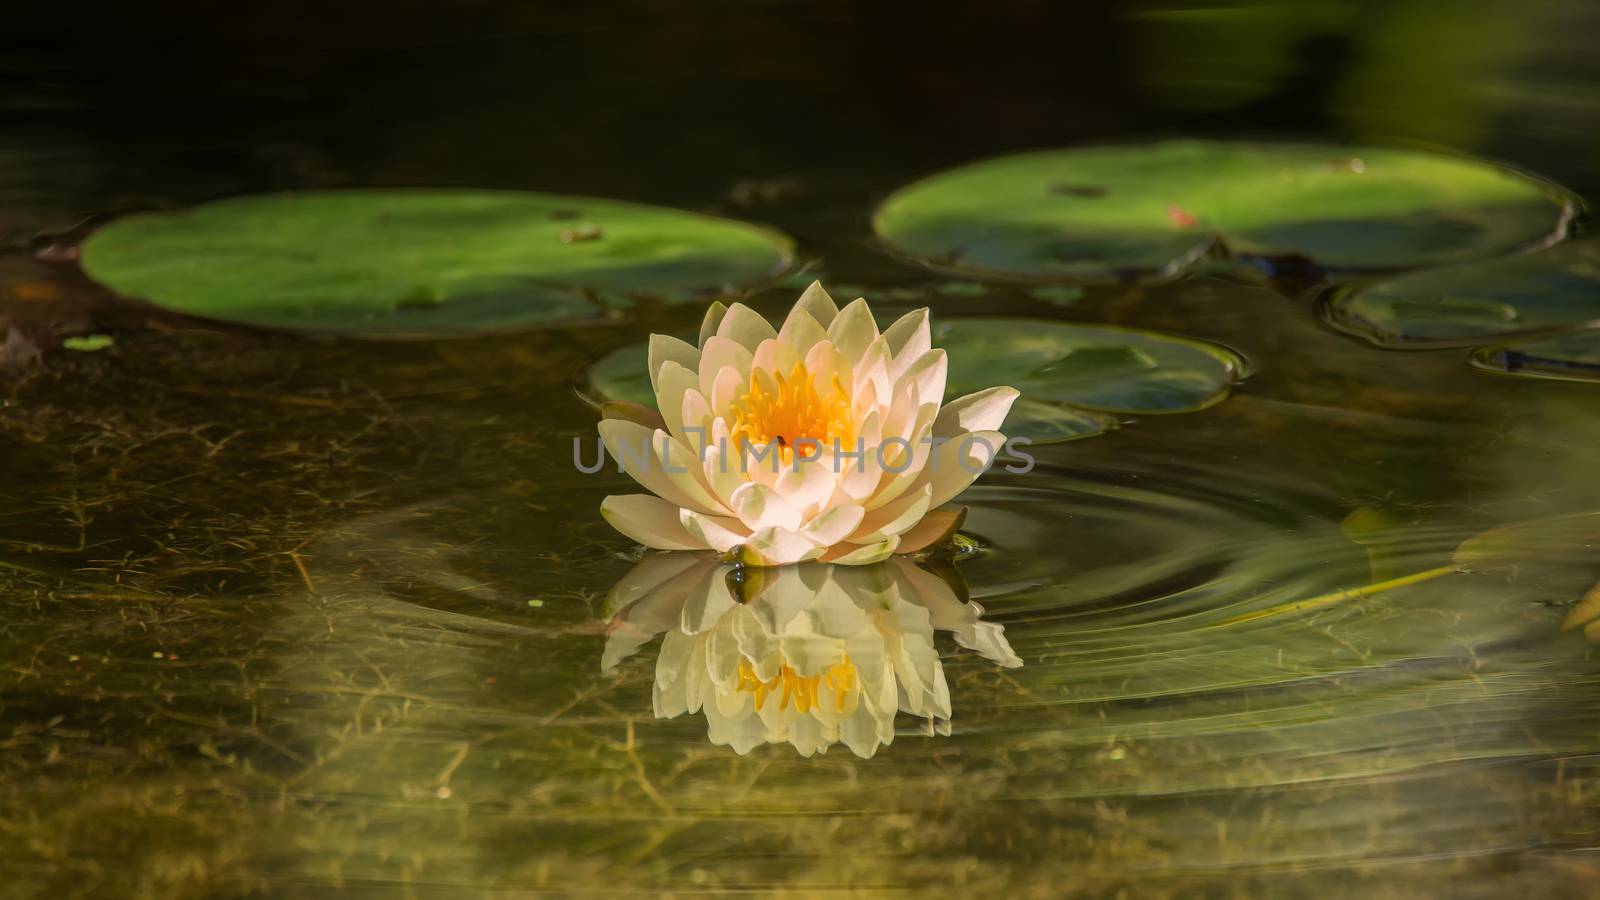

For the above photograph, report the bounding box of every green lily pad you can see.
[79,190,794,335]
[1000,398,1117,444]
[1324,239,1600,348]
[873,141,1575,282]
[933,318,1243,415]
[578,318,1238,443]
[1469,328,1600,383]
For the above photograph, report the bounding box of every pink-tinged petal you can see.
[697,301,728,348]
[773,453,839,518]
[933,386,1020,438]
[894,506,967,554]
[734,526,826,566]
[851,483,933,542]
[679,388,713,449]
[798,503,865,548]
[897,348,947,409]
[710,365,744,418]
[751,336,800,380]
[819,535,900,565]
[715,303,778,352]
[600,495,707,551]
[598,419,724,515]
[802,340,851,398]
[828,298,879,362]
[789,280,840,329]
[648,333,700,394]
[600,400,665,431]
[679,508,752,552]
[729,481,804,532]
[883,308,931,381]
[928,430,1004,507]
[698,335,754,402]
[853,336,893,406]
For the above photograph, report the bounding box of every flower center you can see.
[736,655,857,714]
[730,362,852,463]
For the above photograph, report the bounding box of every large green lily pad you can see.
[79,190,794,335]
[933,318,1243,415]
[1469,328,1600,383]
[578,318,1238,444]
[873,141,1575,282]
[1324,239,1600,348]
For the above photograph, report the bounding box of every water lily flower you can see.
[598,282,1019,565]
[602,554,1022,758]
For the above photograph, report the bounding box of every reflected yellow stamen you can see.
[729,362,853,464]
[736,655,857,713]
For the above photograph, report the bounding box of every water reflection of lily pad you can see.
[1470,328,1600,383]
[873,141,1575,282]
[1322,239,1600,348]
[579,318,1240,444]
[79,190,794,335]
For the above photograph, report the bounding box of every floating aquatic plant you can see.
[1323,238,1600,382]
[78,189,794,336]
[873,140,1576,282]
[595,282,1020,566]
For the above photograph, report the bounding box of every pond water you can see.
[4,4,1600,897]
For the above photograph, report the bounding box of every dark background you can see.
[6,0,1598,217]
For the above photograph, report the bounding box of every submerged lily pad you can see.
[578,318,1239,444]
[1469,328,1600,382]
[1324,239,1600,348]
[873,141,1575,282]
[79,190,794,335]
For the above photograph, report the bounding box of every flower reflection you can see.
[602,555,1021,758]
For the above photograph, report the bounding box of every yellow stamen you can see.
[729,361,854,462]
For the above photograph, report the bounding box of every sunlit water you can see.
[4,7,1600,896]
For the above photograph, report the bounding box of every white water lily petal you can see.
[599,419,719,515]
[828,298,879,362]
[819,535,899,565]
[778,310,830,358]
[654,361,699,445]
[698,336,754,402]
[928,430,1004,508]
[851,483,933,543]
[737,525,826,566]
[680,508,751,552]
[897,348,948,409]
[715,303,778,352]
[600,495,706,551]
[798,503,865,548]
[884,308,931,375]
[729,481,804,533]
[790,280,840,329]
[698,301,728,347]
[751,336,801,380]
[773,454,838,517]
[648,333,701,394]
[933,386,1020,437]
